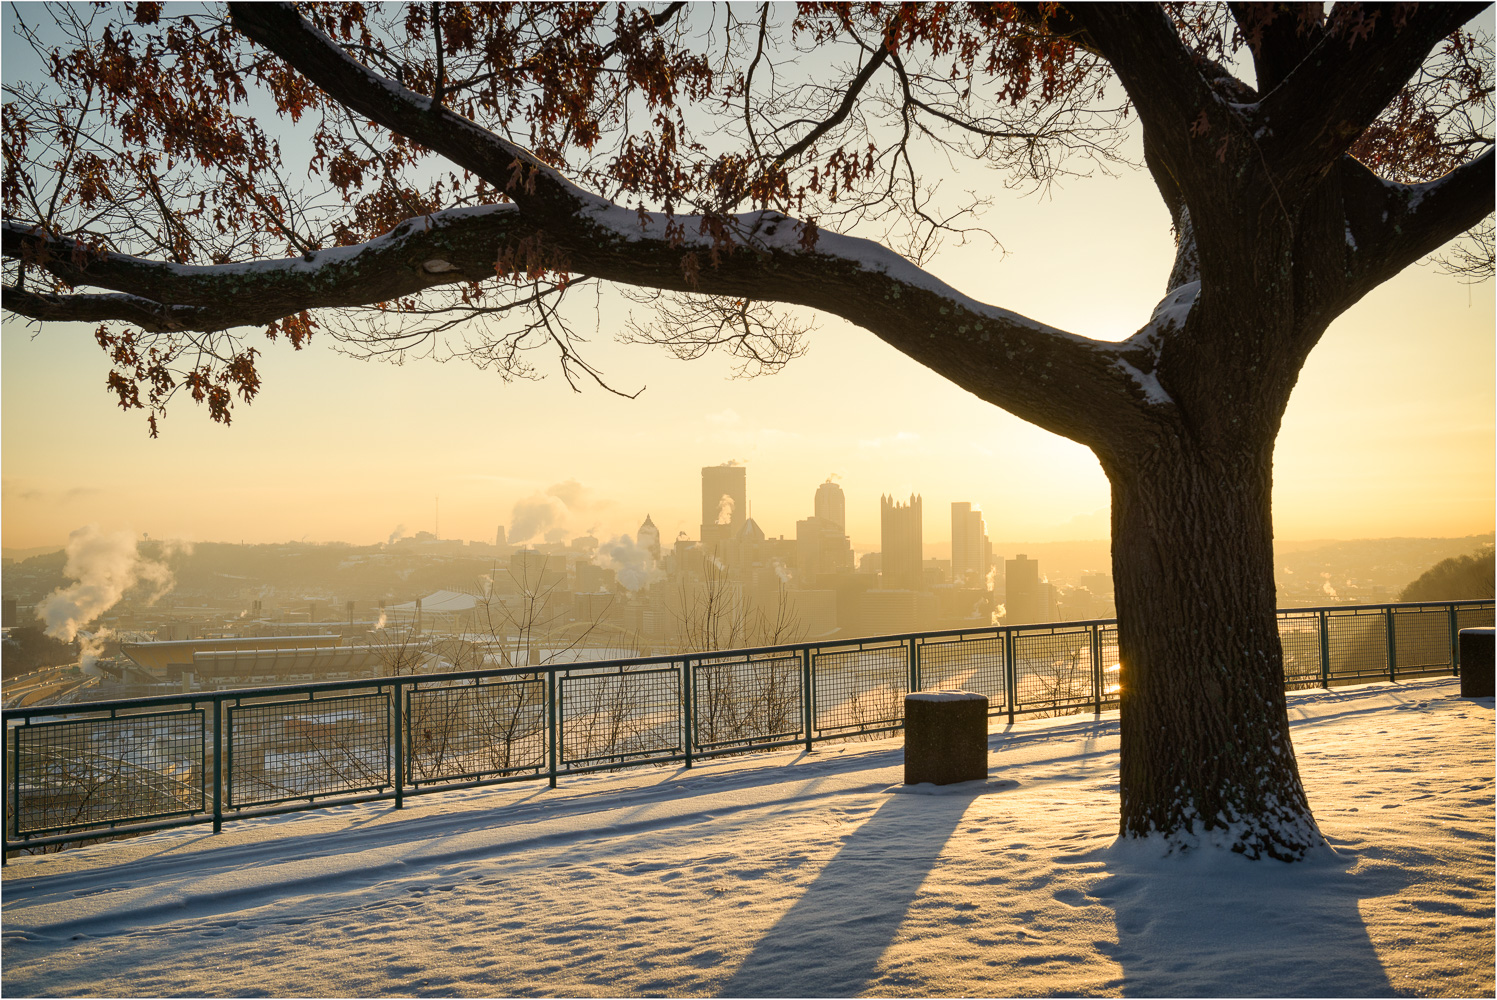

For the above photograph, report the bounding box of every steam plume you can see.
[596,534,664,592]
[716,494,735,526]
[38,525,177,643]
[510,480,598,544]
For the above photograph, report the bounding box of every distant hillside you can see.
[1,546,64,562]
[1272,534,1495,605]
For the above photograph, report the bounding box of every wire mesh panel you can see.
[560,667,681,768]
[1456,604,1495,633]
[10,710,204,838]
[1012,628,1095,716]
[1392,607,1456,676]
[916,634,1006,711]
[692,654,803,751]
[1277,612,1324,688]
[227,694,391,809]
[405,677,546,785]
[811,642,908,737]
[1325,609,1389,682]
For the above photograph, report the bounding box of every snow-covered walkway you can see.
[3,678,1492,997]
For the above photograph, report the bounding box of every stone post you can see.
[904,690,988,785]
[1459,628,1494,698]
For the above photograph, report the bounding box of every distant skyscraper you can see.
[796,515,852,578]
[814,479,846,530]
[880,493,923,590]
[637,514,662,562]
[951,502,989,586]
[1004,554,1052,625]
[701,464,747,545]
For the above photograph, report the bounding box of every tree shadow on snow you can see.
[716,788,976,998]
[1084,838,1400,997]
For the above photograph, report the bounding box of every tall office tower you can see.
[880,493,923,590]
[637,514,662,562]
[950,502,989,586]
[796,515,853,578]
[814,479,846,529]
[700,464,747,545]
[1004,553,1052,625]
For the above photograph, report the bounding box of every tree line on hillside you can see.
[1400,549,1496,602]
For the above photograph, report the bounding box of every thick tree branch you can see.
[3,206,524,325]
[1256,3,1489,185]
[4,201,1157,452]
[1,287,207,332]
[1065,5,1227,208]
[1226,3,1325,93]
[1342,148,1496,302]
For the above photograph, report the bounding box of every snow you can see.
[576,201,1087,344]
[906,690,986,702]
[3,678,1491,998]
[3,205,521,282]
[1380,177,1430,213]
[1112,357,1174,407]
[1147,278,1200,334]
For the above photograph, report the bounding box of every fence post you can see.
[1385,607,1397,683]
[1091,625,1103,713]
[683,658,694,769]
[908,637,920,699]
[1318,610,1331,689]
[547,669,558,789]
[392,681,404,810]
[1005,627,1018,724]
[212,697,224,833]
[1449,603,1461,675]
[3,721,15,865]
[802,646,814,752]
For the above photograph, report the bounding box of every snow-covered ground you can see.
[3,678,1492,998]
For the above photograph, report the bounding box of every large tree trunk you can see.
[1105,435,1322,860]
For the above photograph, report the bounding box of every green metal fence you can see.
[4,599,1491,860]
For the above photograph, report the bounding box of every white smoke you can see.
[772,560,791,584]
[76,629,111,676]
[387,524,407,545]
[38,525,177,643]
[716,494,735,526]
[509,480,598,545]
[1321,574,1338,599]
[374,610,388,630]
[596,534,663,592]
[509,494,567,544]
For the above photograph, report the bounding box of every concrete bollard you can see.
[1459,628,1494,698]
[904,690,989,786]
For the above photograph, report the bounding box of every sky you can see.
[2,677,1491,997]
[2,14,1493,556]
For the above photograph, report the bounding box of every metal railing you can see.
[4,599,1491,860]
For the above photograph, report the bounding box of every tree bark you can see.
[1104,433,1320,860]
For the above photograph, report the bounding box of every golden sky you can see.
[3,119,1492,556]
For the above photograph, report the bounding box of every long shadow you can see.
[1084,840,1399,997]
[717,790,973,998]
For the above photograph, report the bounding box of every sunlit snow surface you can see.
[3,678,1491,998]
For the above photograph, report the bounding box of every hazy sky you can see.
[3,24,1493,556]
